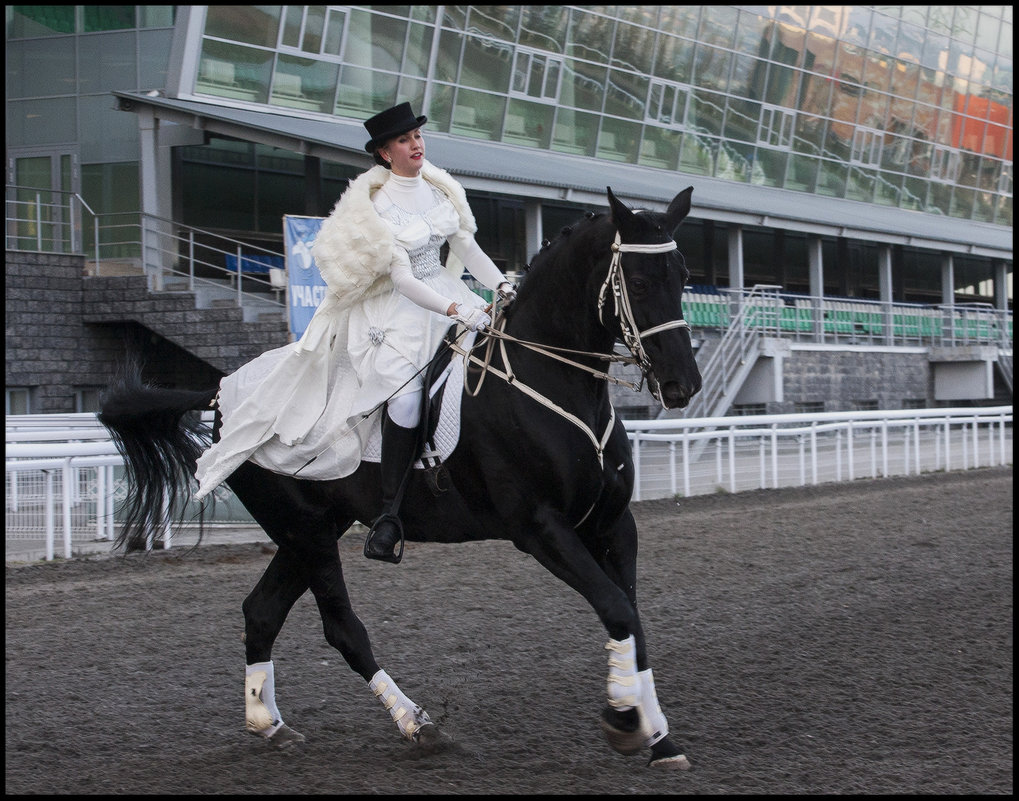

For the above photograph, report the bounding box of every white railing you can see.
[6,407,1013,558]
[624,406,1013,501]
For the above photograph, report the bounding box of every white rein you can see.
[449,225,692,472]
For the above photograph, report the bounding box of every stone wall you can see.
[5,250,288,413]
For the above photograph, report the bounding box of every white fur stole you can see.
[310,160,477,309]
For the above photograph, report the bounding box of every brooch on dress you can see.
[368,326,386,346]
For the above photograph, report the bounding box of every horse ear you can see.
[606,186,634,228]
[664,187,694,233]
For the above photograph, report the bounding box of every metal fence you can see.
[6,407,1012,559]
[625,406,1013,501]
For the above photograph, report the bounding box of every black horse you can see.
[99,186,701,768]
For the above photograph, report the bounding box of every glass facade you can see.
[176,5,1012,226]
[5,5,1012,299]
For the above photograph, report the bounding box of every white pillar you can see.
[523,199,543,275]
[808,237,823,339]
[879,245,893,345]
[727,224,744,291]
[940,253,955,307]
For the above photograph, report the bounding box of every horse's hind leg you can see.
[299,542,439,744]
[241,546,310,746]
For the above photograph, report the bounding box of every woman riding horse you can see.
[100,160,700,767]
[193,102,516,565]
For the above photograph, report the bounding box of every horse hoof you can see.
[600,707,646,756]
[268,724,306,748]
[412,723,455,755]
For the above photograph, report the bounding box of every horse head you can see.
[605,186,702,409]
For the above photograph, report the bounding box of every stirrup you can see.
[363,513,405,564]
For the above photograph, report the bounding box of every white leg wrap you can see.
[369,669,432,740]
[605,636,640,711]
[637,668,669,747]
[245,661,283,737]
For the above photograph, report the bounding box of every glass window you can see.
[450,88,505,141]
[367,13,408,73]
[561,59,607,113]
[565,7,611,64]
[460,31,512,93]
[693,43,733,93]
[520,6,567,54]
[433,29,463,83]
[183,162,256,231]
[74,387,103,413]
[83,6,135,33]
[551,109,598,156]
[639,126,680,170]
[301,5,326,54]
[138,28,174,89]
[8,97,76,145]
[205,6,281,48]
[441,6,467,31]
[7,6,75,37]
[653,32,694,83]
[647,80,690,127]
[697,6,738,49]
[679,129,716,176]
[467,6,519,41]
[77,32,136,94]
[271,55,339,114]
[281,7,303,48]
[196,40,273,103]
[7,37,75,99]
[336,66,396,115]
[504,98,553,147]
[6,388,32,415]
[598,118,640,163]
[604,68,648,120]
[759,105,795,149]
[688,87,725,137]
[426,82,454,131]
[397,76,428,117]
[138,6,175,29]
[323,8,347,56]
[511,51,561,101]
[402,21,432,76]
[612,20,653,75]
[80,94,140,162]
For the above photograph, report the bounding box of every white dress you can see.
[192,170,505,499]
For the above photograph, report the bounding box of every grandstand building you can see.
[6,6,1013,417]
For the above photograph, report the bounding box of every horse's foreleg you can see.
[595,511,690,770]
[515,513,662,753]
[241,547,310,747]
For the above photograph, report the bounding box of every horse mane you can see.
[505,211,614,325]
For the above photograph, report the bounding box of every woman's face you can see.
[380,128,424,177]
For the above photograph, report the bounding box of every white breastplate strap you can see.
[452,333,616,471]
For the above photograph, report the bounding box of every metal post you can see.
[44,470,55,562]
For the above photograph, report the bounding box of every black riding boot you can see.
[363,415,420,564]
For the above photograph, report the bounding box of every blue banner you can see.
[282,214,327,339]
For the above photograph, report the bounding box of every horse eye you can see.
[629,277,649,296]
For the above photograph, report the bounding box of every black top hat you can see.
[363,102,428,153]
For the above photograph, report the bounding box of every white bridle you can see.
[597,230,691,402]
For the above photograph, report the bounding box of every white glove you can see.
[497,281,517,304]
[452,304,491,332]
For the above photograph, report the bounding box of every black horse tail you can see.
[98,362,218,552]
